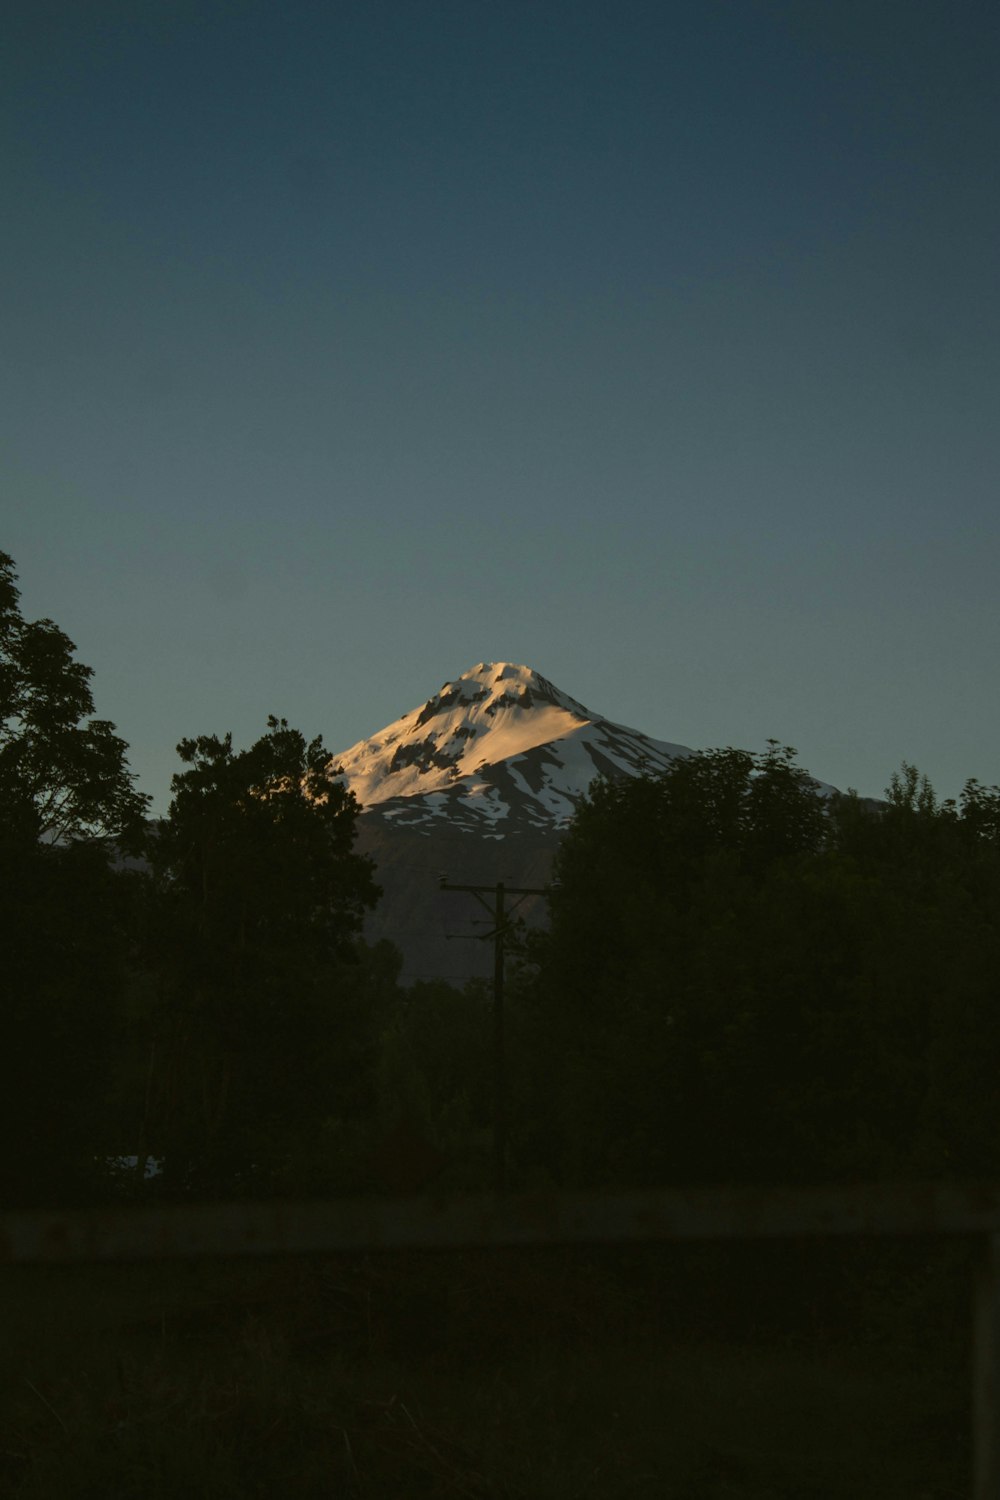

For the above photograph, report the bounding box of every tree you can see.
[523,746,1000,1194]
[0,551,148,1207]
[0,550,149,846]
[145,716,382,1195]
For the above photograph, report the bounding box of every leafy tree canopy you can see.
[0,550,149,845]
[145,716,382,1195]
[155,715,379,961]
[0,551,148,1206]
[544,743,828,1014]
[526,746,1000,1192]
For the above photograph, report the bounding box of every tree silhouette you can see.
[0,551,147,1207]
[146,717,381,1195]
[525,747,1000,1192]
[0,550,148,846]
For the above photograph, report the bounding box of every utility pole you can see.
[439,877,547,1192]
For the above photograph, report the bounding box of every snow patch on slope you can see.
[330,662,692,837]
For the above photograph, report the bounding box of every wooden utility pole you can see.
[439,877,547,1191]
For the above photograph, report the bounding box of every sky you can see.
[4,0,998,814]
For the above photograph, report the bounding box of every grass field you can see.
[0,1242,971,1497]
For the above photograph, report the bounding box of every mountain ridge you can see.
[330,662,837,981]
[330,661,693,838]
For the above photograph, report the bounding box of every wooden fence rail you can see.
[3,1181,999,1497]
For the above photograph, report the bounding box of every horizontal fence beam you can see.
[3,1181,1000,1265]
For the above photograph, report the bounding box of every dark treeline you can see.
[2,554,985,1494]
[4,546,1000,1256]
[520,744,1000,1194]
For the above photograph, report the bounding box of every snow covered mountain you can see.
[329,663,839,982]
[330,662,693,838]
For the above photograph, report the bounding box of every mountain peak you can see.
[330,663,692,837]
[435,661,594,721]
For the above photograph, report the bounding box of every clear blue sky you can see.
[4,0,997,812]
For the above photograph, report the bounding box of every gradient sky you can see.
[4,0,998,814]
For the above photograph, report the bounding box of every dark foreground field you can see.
[0,1241,970,1498]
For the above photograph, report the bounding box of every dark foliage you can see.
[0,551,149,847]
[0,551,148,1207]
[141,716,383,1197]
[521,746,1000,1193]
